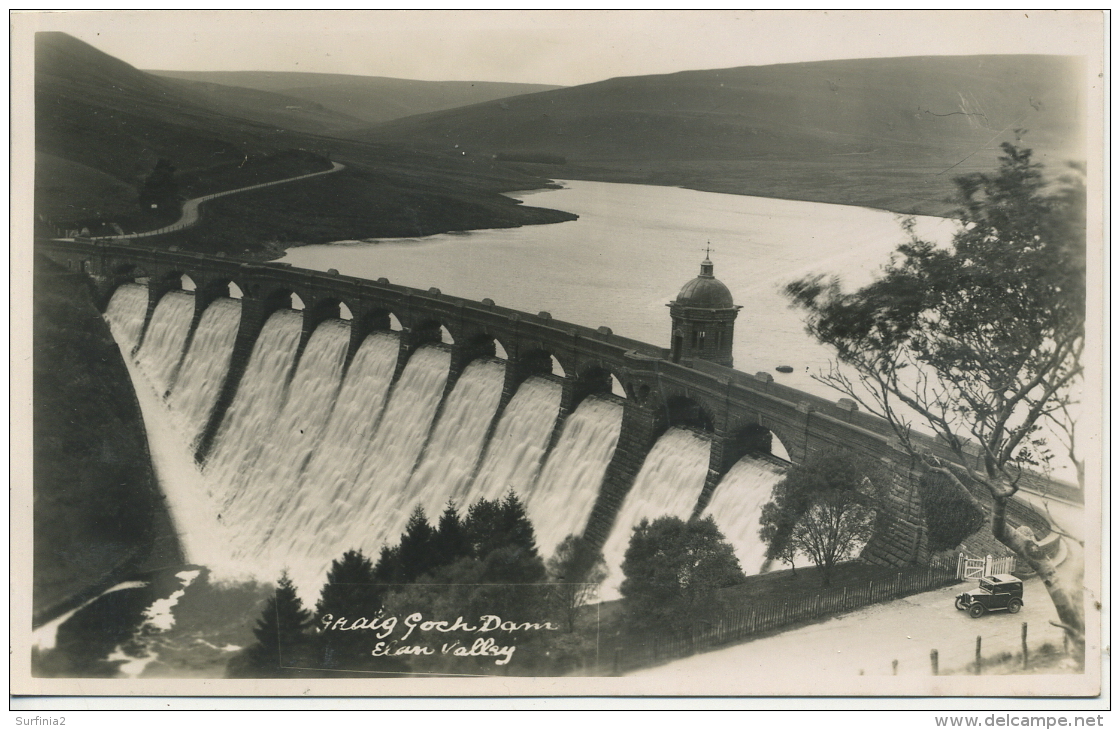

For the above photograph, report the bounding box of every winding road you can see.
[93,161,345,240]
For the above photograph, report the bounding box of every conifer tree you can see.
[315,549,382,622]
[229,573,312,677]
[431,500,472,566]
[313,550,389,671]
[397,505,439,583]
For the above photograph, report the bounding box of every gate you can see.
[957,553,1015,580]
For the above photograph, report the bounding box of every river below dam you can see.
[35,180,958,679]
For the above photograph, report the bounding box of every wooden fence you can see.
[595,557,960,676]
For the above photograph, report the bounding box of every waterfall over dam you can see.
[47,239,1063,613]
[104,284,790,601]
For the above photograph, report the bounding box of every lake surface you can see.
[283,180,954,402]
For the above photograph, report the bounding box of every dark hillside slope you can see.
[355,55,1084,215]
[35,32,575,253]
[34,258,182,626]
[151,70,563,126]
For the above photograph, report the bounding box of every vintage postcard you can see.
[10,10,1108,706]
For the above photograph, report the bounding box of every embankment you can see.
[33,256,182,627]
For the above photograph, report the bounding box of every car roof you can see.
[984,574,1021,583]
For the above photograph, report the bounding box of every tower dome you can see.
[668,255,741,368]
[674,257,736,309]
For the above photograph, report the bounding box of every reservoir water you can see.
[282,180,953,402]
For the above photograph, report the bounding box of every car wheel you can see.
[955,597,969,610]
[969,603,986,618]
[1008,598,1023,614]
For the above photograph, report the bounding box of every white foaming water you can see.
[528,395,623,559]
[407,359,506,519]
[262,332,400,596]
[165,297,242,443]
[234,319,351,556]
[283,344,450,593]
[599,427,712,600]
[472,376,562,504]
[136,291,196,397]
[103,283,149,353]
[108,307,239,577]
[702,455,787,575]
[108,569,202,678]
[204,310,303,521]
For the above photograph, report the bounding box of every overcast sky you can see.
[14,10,1103,86]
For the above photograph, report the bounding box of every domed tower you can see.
[668,254,741,367]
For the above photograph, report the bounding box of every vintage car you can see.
[955,574,1024,618]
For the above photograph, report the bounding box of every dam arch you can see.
[40,239,1060,572]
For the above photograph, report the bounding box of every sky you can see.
[12,9,1104,86]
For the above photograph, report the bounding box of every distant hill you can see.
[150,70,563,127]
[34,32,575,251]
[352,55,1085,215]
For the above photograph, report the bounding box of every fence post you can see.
[613,648,620,676]
[975,635,983,675]
[892,659,898,675]
[930,649,939,675]
[1022,622,1029,669]
[868,580,873,602]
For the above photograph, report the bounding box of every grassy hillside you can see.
[154,76,369,134]
[354,55,1085,216]
[35,32,575,254]
[151,70,563,127]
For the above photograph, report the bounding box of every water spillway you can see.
[343,344,452,547]
[164,297,242,443]
[471,376,563,503]
[262,331,400,591]
[103,283,150,353]
[599,427,713,599]
[136,291,195,397]
[528,395,624,558]
[406,358,506,519]
[101,284,785,606]
[234,319,352,553]
[702,455,787,575]
[202,310,304,513]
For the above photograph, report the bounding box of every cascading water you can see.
[406,358,506,519]
[203,310,303,522]
[233,319,352,563]
[471,376,562,504]
[103,283,771,630]
[528,395,623,559]
[135,291,196,397]
[702,454,787,575]
[260,331,400,596]
[276,344,451,592]
[103,283,150,354]
[599,427,712,599]
[164,297,242,443]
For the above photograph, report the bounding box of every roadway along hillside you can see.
[92,161,346,240]
[629,578,1070,682]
